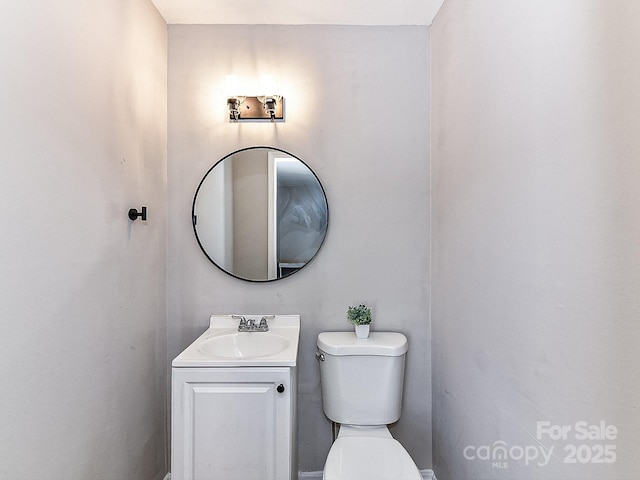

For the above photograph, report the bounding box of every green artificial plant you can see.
[346,304,372,326]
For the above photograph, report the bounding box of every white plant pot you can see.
[355,324,370,339]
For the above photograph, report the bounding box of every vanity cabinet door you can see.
[171,367,294,480]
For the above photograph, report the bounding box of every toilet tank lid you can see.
[317,332,408,356]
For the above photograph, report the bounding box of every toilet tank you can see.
[317,332,408,425]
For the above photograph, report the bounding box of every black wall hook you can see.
[128,207,147,221]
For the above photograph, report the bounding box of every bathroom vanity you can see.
[171,315,299,480]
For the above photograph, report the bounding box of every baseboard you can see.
[298,473,322,480]
[166,469,436,480]
[299,470,436,479]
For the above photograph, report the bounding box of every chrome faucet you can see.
[234,315,273,332]
[232,315,248,330]
[258,315,274,331]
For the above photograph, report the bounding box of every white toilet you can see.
[317,331,422,480]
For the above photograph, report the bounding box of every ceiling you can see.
[149,0,445,26]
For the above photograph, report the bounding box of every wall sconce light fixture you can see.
[225,75,284,122]
[257,95,283,120]
[227,95,285,122]
[227,96,246,121]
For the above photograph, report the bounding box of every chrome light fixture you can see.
[226,95,285,122]
[257,95,283,121]
[227,95,246,122]
[225,75,284,122]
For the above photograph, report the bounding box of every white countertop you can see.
[172,314,300,367]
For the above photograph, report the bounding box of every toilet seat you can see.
[323,435,422,480]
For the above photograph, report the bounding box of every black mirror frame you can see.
[192,146,329,282]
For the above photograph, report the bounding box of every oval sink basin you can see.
[199,333,290,359]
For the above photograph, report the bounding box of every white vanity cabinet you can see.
[172,367,297,480]
[171,315,300,480]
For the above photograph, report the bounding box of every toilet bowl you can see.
[323,426,422,480]
[317,332,422,480]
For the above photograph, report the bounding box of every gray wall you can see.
[0,1,168,479]
[431,1,640,479]
[167,25,432,471]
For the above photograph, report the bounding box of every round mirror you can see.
[192,147,329,282]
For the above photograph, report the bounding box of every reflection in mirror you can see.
[193,147,329,282]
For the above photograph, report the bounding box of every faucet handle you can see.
[232,315,247,328]
[259,315,274,330]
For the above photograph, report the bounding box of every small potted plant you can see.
[347,303,372,339]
